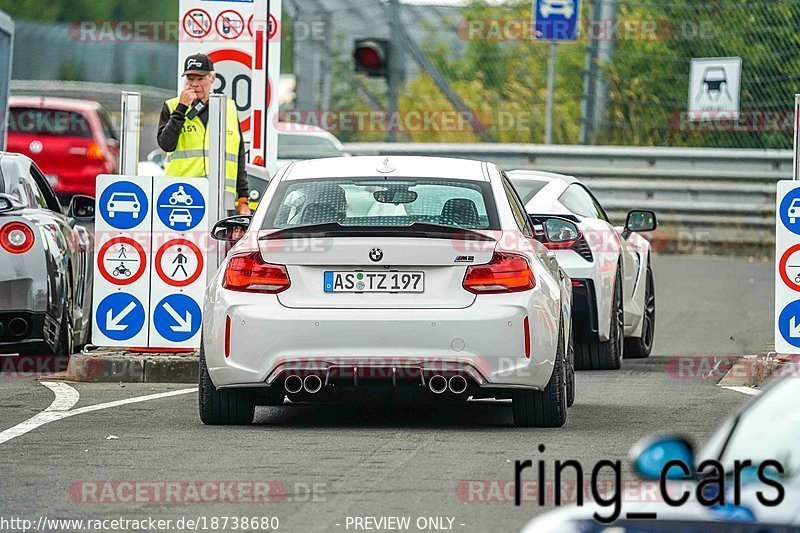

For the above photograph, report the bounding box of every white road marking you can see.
[721,385,762,396]
[0,382,197,446]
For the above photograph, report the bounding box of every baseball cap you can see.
[182,54,214,76]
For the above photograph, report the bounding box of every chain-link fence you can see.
[8,0,800,149]
[287,0,800,149]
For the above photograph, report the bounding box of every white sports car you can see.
[201,156,576,427]
[508,170,657,370]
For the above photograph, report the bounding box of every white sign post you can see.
[688,57,742,121]
[775,186,800,354]
[92,175,209,349]
[794,94,800,181]
[251,0,281,172]
[92,175,154,348]
[775,97,800,354]
[178,0,281,174]
[148,177,209,348]
[119,92,141,176]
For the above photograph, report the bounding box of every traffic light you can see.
[354,39,389,78]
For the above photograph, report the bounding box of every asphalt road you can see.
[0,253,775,533]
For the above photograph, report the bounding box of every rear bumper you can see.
[570,279,599,342]
[0,312,58,355]
[203,290,558,392]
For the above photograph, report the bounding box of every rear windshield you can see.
[262,178,499,230]
[7,108,93,138]
[509,178,548,204]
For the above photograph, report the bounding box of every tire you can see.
[199,342,255,425]
[512,321,567,428]
[624,263,655,359]
[566,327,575,407]
[575,268,623,370]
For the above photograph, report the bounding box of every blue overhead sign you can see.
[534,0,581,42]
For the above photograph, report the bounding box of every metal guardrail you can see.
[344,143,788,250]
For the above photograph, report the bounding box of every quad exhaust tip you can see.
[284,375,303,394]
[448,375,468,395]
[428,375,448,394]
[303,374,323,394]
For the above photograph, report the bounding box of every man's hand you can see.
[179,86,197,107]
[236,199,251,216]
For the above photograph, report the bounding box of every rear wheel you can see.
[199,342,255,425]
[624,263,655,359]
[575,269,623,370]
[512,321,567,428]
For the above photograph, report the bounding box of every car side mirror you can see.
[211,215,252,242]
[68,195,96,221]
[529,215,580,246]
[626,210,657,234]
[629,434,696,481]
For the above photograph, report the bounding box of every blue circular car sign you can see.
[778,300,800,348]
[779,187,800,236]
[99,182,149,230]
[96,292,146,341]
[153,294,202,343]
[157,183,206,231]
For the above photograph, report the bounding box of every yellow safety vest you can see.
[164,97,241,209]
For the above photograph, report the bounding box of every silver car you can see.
[0,153,95,355]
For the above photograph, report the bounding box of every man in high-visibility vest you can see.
[157,53,250,216]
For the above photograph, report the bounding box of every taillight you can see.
[463,252,535,294]
[1,222,35,254]
[68,143,105,160]
[223,251,291,294]
[86,143,105,160]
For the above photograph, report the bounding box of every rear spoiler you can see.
[0,193,23,213]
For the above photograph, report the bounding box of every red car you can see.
[6,97,119,202]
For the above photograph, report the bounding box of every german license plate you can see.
[324,271,424,293]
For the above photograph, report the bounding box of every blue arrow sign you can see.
[153,294,202,343]
[534,0,581,41]
[778,300,800,348]
[96,293,146,341]
[157,182,206,231]
[99,181,149,230]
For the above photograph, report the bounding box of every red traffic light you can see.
[354,39,389,77]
